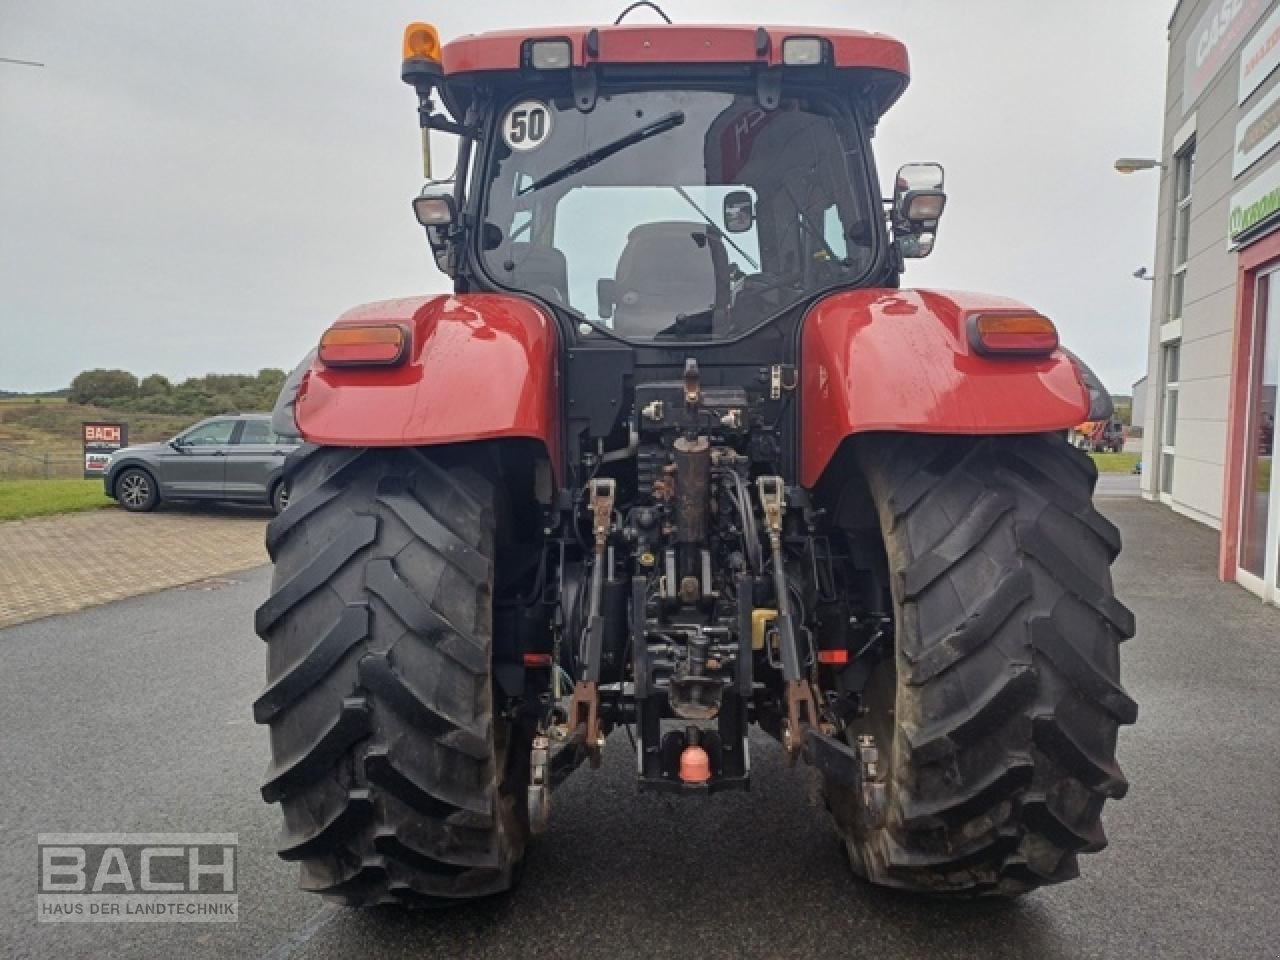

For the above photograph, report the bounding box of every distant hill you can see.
[0,388,69,399]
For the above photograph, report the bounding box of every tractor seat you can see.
[496,242,570,307]
[608,221,729,337]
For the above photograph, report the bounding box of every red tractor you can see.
[1074,418,1126,453]
[256,11,1135,904]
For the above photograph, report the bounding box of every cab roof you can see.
[439,23,910,118]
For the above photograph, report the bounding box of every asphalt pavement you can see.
[1094,472,1141,499]
[1,498,1277,960]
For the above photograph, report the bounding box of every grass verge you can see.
[1089,452,1141,474]
[0,479,113,522]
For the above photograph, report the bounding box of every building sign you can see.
[82,422,127,478]
[1229,161,1280,247]
[1234,78,1280,176]
[1239,1,1280,103]
[1184,0,1267,113]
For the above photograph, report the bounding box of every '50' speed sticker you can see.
[502,100,552,151]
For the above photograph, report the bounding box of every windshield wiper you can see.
[517,111,686,196]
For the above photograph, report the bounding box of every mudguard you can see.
[286,294,560,471]
[800,288,1092,487]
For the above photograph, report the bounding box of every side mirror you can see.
[412,193,457,275]
[722,190,754,233]
[892,163,946,259]
[895,162,944,192]
[597,278,617,319]
[169,437,187,451]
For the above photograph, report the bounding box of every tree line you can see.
[67,368,288,417]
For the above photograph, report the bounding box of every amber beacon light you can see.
[403,22,442,62]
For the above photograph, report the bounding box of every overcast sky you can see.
[1,0,1170,395]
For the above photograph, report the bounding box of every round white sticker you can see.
[502,100,553,152]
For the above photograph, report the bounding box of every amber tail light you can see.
[318,324,409,367]
[967,313,1059,356]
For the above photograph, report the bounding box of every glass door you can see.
[1158,342,1180,500]
[1238,269,1280,603]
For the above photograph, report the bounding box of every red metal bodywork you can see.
[295,294,560,475]
[442,25,908,75]
[800,289,1091,487]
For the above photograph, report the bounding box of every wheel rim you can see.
[120,474,149,508]
[277,486,289,510]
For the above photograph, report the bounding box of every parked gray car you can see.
[104,414,300,513]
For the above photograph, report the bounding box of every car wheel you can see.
[270,480,289,515]
[116,468,159,512]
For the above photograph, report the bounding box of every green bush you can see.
[68,369,138,405]
[138,373,172,397]
[67,367,290,419]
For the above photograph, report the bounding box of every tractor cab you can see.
[402,19,945,344]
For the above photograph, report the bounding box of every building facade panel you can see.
[1170,455,1228,528]
[1180,328,1236,378]
[1142,0,1280,605]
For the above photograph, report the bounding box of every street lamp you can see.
[1133,267,1155,281]
[1114,157,1165,174]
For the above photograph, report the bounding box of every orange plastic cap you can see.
[679,743,711,784]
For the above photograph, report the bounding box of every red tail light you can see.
[522,653,552,668]
[318,324,409,367]
[968,313,1058,356]
[817,649,849,666]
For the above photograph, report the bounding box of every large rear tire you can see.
[254,444,528,906]
[827,433,1136,896]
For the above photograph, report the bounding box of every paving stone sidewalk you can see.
[0,507,268,627]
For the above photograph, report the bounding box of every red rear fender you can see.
[800,288,1090,487]
[296,294,560,473]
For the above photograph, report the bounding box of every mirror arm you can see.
[423,112,474,137]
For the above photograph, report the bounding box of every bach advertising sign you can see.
[82,422,127,478]
[1239,0,1280,103]
[1184,0,1267,113]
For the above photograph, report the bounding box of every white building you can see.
[1142,0,1279,604]
[1132,375,1148,435]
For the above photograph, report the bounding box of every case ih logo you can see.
[37,833,238,923]
[1183,0,1266,111]
[82,421,127,478]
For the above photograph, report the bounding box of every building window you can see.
[1160,341,1180,497]
[1168,142,1195,323]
